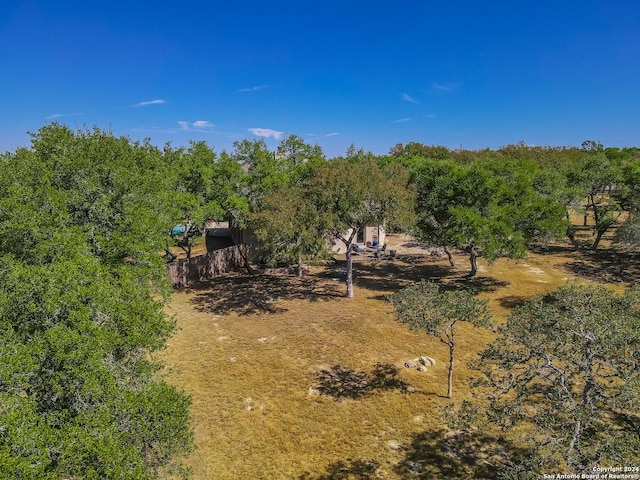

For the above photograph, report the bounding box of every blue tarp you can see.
[172,225,186,236]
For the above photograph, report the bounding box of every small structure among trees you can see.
[249,156,415,296]
[328,223,386,253]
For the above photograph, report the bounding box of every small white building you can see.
[329,224,386,253]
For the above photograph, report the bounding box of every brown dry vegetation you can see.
[158,229,640,479]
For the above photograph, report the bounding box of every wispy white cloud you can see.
[133,99,167,107]
[306,132,340,138]
[402,93,419,104]
[431,82,458,92]
[392,118,411,124]
[130,126,243,140]
[238,85,268,93]
[177,120,215,130]
[192,120,214,128]
[249,128,283,139]
[45,112,83,120]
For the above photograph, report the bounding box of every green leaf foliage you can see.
[476,283,640,472]
[0,124,193,478]
[249,185,326,275]
[307,158,415,297]
[389,281,490,398]
[411,158,567,274]
[308,158,415,242]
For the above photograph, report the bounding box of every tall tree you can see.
[276,134,325,166]
[614,157,640,216]
[0,124,193,478]
[231,138,286,203]
[389,281,490,398]
[412,158,567,275]
[613,157,640,247]
[307,158,415,297]
[249,185,325,277]
[614,216,640,247]
[210,150,249,227]
[563,151,622,249]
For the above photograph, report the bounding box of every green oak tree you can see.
[236,136,325,205]
[389,281,490,398]
[249,185,325,277]
[563,150,622,250]
[163,140,249,257]
[233,138,291,202]
[614,216,640,246]
[613,157,640,247]
[476,283,640,473]
[307,158,415,298]
[0,124,193,478]
[411,158,567,275]
[276,134,325,167]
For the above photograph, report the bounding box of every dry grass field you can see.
[159,228,639,479]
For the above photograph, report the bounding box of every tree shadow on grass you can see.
[441,275,510,295]
[497,295,529,309]
[299,459,381,480]
[394,429,536,479]
[563,248,640,284]
[314,363,409,401]
[300,429,537,480]
[348,256,460,295]
[186,271,343,316]
[529,243,578,256]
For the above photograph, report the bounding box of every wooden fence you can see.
[166,244,247,288]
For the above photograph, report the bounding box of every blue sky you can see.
[2,1,639,157]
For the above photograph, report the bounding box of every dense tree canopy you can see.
[249,185,325,276]
[1,124,639,477]
[248,156,415,296]
[563,151,623,249]
[306,158,415,297]
[613,156,640,247]
[410,157,567,275]
[475,283,640,473]
[0,124,193,478]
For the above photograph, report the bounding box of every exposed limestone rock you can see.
[419,356,436,366]
[404,359,417,368]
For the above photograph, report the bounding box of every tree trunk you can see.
[567,418,581,467]
[443,246,455,267]
[297,254,303,278]
[164,240,177,263]
[591,229,605,250]
[590,195,600,226]
[468,246,478,277]
[342,229,358,298]
[566,226,580,249]
[345,246,354,298]
[447,341,455,399]
[239,244,256,274]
